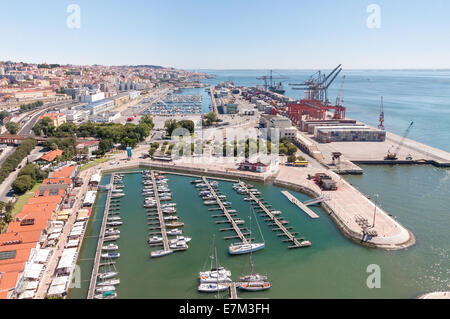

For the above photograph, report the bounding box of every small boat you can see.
[150,250,173,258]
[105,229,120,236]
[191,179,203,184]
[107,217,122,221]
[169,236,191,244]
[107,221,123,227]
[223,202,232,206]
[96,286,116,293]
[234,219,245,225]
[164,216,179,221]
[217,195,227,199]
[199,191,211,196]
[161,203,176,208]
[198,283,229,293]
[98,272,118,280]
[102,244,118,251]
[103,235,120,242]
[148,236,163,244]
[101,252,120,259]
[204,200,217,205]
[169,241,188,250]
[166,222,184,228]
[111,193,125,198]
[238,281,271,291]
[270,210,282,216]
[228,242,265,255]
[94,291,117,299]
[167,228,183,236]
[195,183,207,188]
[244,198,252,201]
[97,279,120,286]
[240,273,268,282]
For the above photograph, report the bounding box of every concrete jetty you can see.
[150,171,170,252]
[281,191,320,219]
[274,166,414,250]
[202,177,248,244]
[87,174,114,299]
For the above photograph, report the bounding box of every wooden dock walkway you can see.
[151,170,171,252]
[229,282,238,299]
[202,177,248,244]
[240,182,310,249]
[87,174,114,299]
[281,191,320,219]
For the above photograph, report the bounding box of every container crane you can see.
[385,121,414,160]
[256,70,288,94]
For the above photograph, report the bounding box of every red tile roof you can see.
[39,149,63,162]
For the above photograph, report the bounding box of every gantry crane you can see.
[385,121,414,160]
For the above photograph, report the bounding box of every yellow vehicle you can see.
[293,160,309,167]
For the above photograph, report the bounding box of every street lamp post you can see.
[373,194,379,228]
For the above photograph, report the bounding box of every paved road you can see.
[0,146,45,203]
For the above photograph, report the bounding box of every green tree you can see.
[205,112,218,125]
[0,111,10,123]
[178,120,195,134]
[140,115,154,129]
[164,119,179,136]
[287,155,297,163]
[5,122,19,134]
[12,175,33,195]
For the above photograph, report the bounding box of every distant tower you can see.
[378,96,385,130]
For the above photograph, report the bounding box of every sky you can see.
[0,0,449,69]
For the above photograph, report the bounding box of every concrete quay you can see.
[299,126,450,173]
[274,166,415,250]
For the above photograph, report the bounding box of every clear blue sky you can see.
[1,0,449,69]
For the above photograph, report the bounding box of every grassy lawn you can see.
[80,157,112,171]
[0,183,42,233]
[11,183,42,217]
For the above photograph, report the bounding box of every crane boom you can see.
[385,121,414,160]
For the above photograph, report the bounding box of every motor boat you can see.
[167,228,183,236]
[198,283,229,293]
[98,272,118,280]
[148,236,163,244]
[107,221,123,227]
[103,235,120,242]
[150,250,173,258]
[97,279,120,286]
[94,291,117,299]
[101,252,120,259]
[96,286,116,293]
[102,244,118,251]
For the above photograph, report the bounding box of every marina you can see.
[69,169,450,299]
[142,94,202,115]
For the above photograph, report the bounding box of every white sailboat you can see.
[228,207,265,255]
[199,235,232,286]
